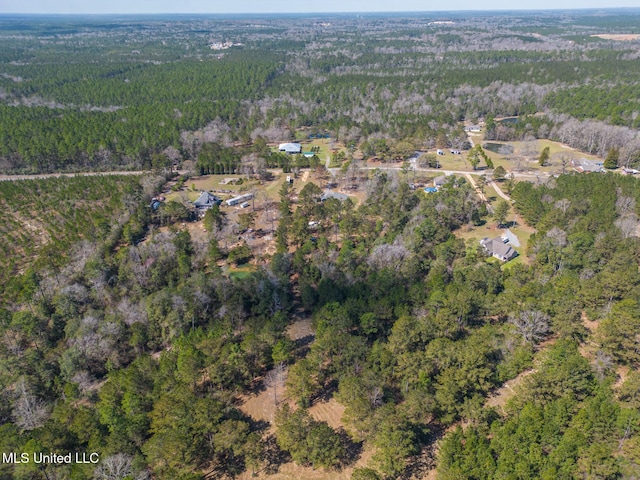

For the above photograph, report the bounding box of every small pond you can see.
[499,117,519,125]
[483,143,514,155]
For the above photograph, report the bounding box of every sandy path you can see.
[465,173,494,214]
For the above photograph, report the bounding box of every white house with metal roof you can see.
[278,143,302,154]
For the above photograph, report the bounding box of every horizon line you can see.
[1,7,640,16]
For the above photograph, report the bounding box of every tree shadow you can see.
[400,424,444,479]
[241,376,268,397]
[248,418,271,433]
[311,379,338,404]
[337,428,363,467]
[262,434,291,474]
[293,333,315,359]
[204,452,246,479]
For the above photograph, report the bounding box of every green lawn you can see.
[165,175,258,202]
[227,265,256,280]
[270,138,349,167]
[263,172,288,200]
[480,138,603,176]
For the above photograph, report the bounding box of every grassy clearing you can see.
[429,152,469,171]
[270,138,347,166]
[227,265,256,280]
[263,172,288,200]
[165,174,259,203]
[509,221,536,254]
[482,182,502,210]
[189,174,257,192]
[482,138,602,176]
[423,136,603,176]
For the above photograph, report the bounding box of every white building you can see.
[278,143,302,154]
[226,193,254,207]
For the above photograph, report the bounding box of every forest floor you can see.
[485,369,536,415]
[578,311,630,391]
[237,316,377,480]
[485,335,559,414]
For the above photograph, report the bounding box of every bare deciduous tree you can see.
[546,226,567,248]
[369,386,383,408]
[593,350,614,381]
[71,371,95,396]
[616,192,636,216]
[94,453,150,480]
[615,190,639,238]
[367,240,411,271]
[265,361,287,406]
[555,198,571,214]
[509,310,550,345]
[12,380,49,431]
[615,215,639,239]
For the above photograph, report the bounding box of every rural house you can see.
[571,158,604,173]
[433,175,448,188]
[193,191,222,211]
[226,193,254,207]
[480,236,518,262]
[278,143,302,154]
[320,190,349,202]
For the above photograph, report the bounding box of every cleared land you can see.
[591,34,640,41]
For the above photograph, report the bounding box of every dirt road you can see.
[0,170,150,182]
[465,173,494,214]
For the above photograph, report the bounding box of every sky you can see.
[0,0,639,14]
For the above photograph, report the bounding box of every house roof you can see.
[193,191,221,208]
[572,158,603,173]
[321,190,349,202]
[279,142,302,153]
[492,240,516,260]
[434,175,448,186]
[480,236,518,261]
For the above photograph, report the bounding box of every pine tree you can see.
[539,146,550,166]
[604,148,619,169]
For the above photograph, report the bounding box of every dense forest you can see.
[2,9,640,480]
[1,11,640,173]
[1,167,640,479]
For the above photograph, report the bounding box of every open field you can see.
[165,174,259,203]
[482,138,603,176]
[420,136,605,179]
[591,34,640,41]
